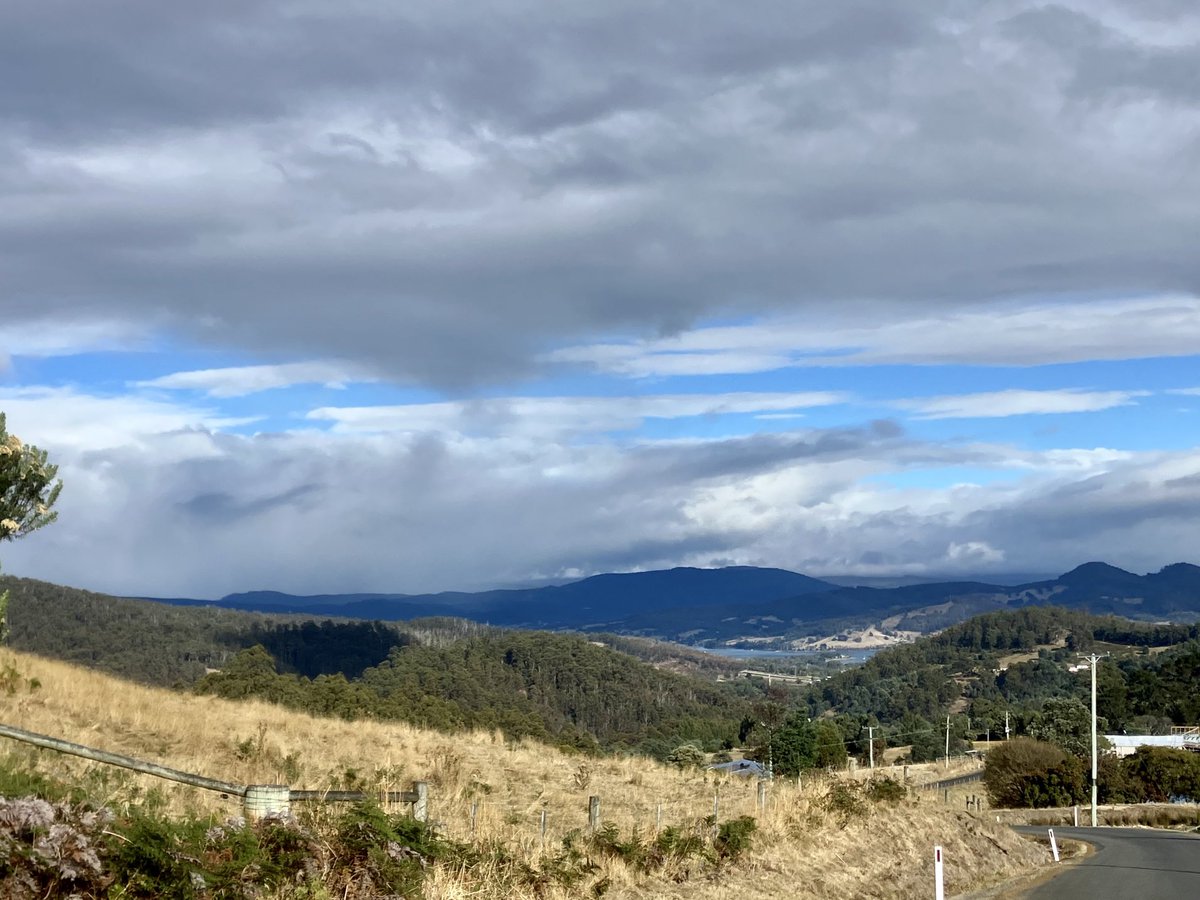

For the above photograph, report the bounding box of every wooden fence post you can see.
[757,779,766,813]
[412,781,429,823]
[470,801,478,837]
[588,795,600,831]
[656,803,662,831]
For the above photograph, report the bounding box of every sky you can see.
[2,0,1200,599]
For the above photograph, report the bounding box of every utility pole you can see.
[945,715,951,770]
[868,726,874,770]
[1078,653,1108,828]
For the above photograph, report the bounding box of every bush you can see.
[821,782,865,825]
[984,738,1085,808]
[666,743,707,769]
[0,797,110,899]
[331,801,452,895]
[865,777,907,804]
[714,816,756,860]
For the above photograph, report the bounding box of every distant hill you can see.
[149,561,1200,645]
[161,565,839,629]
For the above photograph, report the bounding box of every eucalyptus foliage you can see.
[0,413,62,643]
[0,413,61,542]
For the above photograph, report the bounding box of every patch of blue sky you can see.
[5,347,232,391]
[14,331,1200,450]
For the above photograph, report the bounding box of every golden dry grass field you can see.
[0,648,1046,898]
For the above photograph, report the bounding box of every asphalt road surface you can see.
[1015,826,1200,898]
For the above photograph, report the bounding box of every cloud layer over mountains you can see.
[2,1,1199,596]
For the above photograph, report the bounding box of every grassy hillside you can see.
[2,574,751,756]
[0,647,1045,898]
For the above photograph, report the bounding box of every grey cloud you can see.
[2,1,1199,384]
[4,418,1199,596]
[1004,5,1200,105]
[624,421,909,486]
[179,484,321,523]
[0,420,917,595]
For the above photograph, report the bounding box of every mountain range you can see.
[150,561,1200,645]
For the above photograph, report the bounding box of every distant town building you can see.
[1105,730,1200,757]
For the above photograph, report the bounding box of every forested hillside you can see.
[803,607,1200,761]
[1,575,416,684]
[197,631,750,755]
[1,575,753,757]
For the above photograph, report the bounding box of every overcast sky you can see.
[2,0,1199,598]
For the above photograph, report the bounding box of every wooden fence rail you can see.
[0,721,427,822]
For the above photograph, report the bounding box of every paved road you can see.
[1015,826,1200,898]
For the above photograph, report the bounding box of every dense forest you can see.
[196,631,750,755]
[1,576,742,684]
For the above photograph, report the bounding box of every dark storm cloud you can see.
[3,1,1199,384]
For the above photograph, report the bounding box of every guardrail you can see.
[0,722,427,821]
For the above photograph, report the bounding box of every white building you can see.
[1104,733,1200,757]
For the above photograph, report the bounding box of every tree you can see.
[1122,747,1200,802]
[1027,697,1106,758]
[0,414,60,540]
[0,414,62,642]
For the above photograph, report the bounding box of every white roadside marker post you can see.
[934,845,945,900]
[1048,828,1060,863]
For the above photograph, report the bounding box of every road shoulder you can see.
[952,833,1092,899]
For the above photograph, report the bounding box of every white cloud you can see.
[946,541,1006,566]
[0,318,154,363]
[895,388,1147,420]
[308,391,849,438]
[4,385,1197,598]
[3,363,1173,599]
[0,387,255,452]
[548,296,1200,377]
[137,360,377,397]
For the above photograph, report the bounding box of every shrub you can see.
[666,743,707,769]
[714,816,756,860]
[865,777,907,804]
[331,801,453,895]
[821,782,865,825]
[984,738,1085,808]
[0,797,111,899]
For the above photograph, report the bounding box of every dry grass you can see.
[0,649,1045,898]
